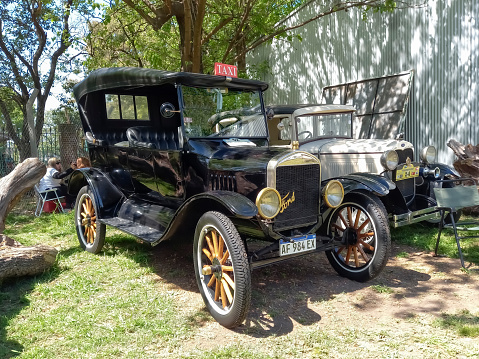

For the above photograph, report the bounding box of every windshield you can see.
[284,113,352,141]
[181,86,267,138]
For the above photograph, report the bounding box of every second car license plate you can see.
[395,163,419,181]
[279,234,316,256]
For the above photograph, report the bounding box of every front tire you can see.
[74,186,106,254]
[193,211,251,328]
[326,193,391,282]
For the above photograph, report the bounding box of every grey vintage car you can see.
[267,104,462,230]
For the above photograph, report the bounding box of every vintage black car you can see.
[69,68,391,328]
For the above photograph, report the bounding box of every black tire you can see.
[326,193,391,282]
[193,211,251,328]
[74,186,106,254]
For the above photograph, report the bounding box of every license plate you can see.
[395,164,419,181]
[279,234,316,256]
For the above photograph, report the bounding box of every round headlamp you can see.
[380,150,399,171]
[420,146,436,164]
[256,188,281,219]
[323,180,344,208]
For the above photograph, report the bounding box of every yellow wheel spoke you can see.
[345,246,352,264]
[211,231,219,257]
[220,281,227,308]
[357,218,371,233]
[358,239,374,251]
[357,245,369,262]
[220,249,229,264]
[354,246,359,267]
[202,248,214,262]
[205,235,215,258]
[82,202,88,214]
[332,223,344,233]
[221,278,233,305]
[359,231,374,239]
[221,265,233,271]
[223,272,235,291]
[218,235,224,259]
[207,275,215,288]
[338,213,348,227]
[347,207,353,225]
[214,279,220,302]
[353,209,362,229]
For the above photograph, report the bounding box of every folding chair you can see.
[434,179,479,268]
[34,185,66,216]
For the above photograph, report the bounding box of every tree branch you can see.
[201,15,234,46]
[222,0,254,63]
[0,19,30,99]
[0,96,22,145]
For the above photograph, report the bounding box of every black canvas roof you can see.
[73,67,269,101]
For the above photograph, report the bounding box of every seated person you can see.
[76,156,91,168]
[38,157,76,208]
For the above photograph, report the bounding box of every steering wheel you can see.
[297,130,313,140]
[209,114,242,130]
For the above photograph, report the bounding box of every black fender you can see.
[328,173,395,197]
[159,191,258,243]
[428,162,460,178]
[67,168,125,219]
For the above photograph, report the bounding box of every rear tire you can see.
[74,186,106,254]
[193,211,251,328]
[326,193,391,282]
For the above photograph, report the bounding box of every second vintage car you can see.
[267,104,462,229]
[69,68,392,328]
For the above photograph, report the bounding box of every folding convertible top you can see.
[73,67,269,101]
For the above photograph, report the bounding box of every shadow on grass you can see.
[435,310,479,337]
[40,222,478,339]
[0,267,61,358]
[391,222,479,267]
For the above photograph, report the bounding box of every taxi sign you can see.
[214,62,238,78]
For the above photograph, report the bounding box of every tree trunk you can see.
[0,157,46,233]
[0,234,58,281]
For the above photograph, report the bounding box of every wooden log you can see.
[0,234,58,281]
[0,158,46,233]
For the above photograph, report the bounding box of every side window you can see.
[105,94,149,121]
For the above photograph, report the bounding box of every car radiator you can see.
[273,163,320,231]
[393,148,415,200]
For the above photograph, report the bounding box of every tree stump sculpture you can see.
[447,139,479,215]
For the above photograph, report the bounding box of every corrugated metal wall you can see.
[250,0,479,164]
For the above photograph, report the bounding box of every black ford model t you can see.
[69,67,391,327]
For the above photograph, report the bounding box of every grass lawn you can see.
[1,212,479,358]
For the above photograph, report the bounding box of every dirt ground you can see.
[150,241,479,355]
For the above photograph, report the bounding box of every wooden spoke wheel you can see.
[326,194,390,282]
[75,186,105,254]
[193,211,251,328]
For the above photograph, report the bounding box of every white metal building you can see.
[249,0,478,164]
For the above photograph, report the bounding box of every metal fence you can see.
[0,124,86,214]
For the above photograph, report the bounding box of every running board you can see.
[99,217,163,243]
